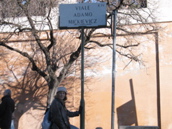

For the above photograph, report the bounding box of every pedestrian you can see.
[0,89,15,129]
[49,86,81,129]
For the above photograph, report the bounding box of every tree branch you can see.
[0,41,47,78]
[57,45,81,83]
[17,0,53,77]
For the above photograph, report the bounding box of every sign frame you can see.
[59,2,107,29]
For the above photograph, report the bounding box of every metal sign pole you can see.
[111,9,117,129]
[80,27,85,129]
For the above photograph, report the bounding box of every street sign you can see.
[59,2,107,29]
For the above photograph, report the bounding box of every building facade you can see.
[0,0,172,129]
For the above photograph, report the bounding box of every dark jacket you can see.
[50,98,79,129]
[0,95,15,129]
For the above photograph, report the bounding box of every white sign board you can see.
[59,2,107,29]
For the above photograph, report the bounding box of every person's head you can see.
[3,89,12,96]
[56,87,67,101]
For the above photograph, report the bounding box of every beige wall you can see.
[69,22,172,129]
[1,22,172,129]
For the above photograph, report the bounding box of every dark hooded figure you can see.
[0,89,15,129]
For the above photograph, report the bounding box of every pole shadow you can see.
[117,79,138,128]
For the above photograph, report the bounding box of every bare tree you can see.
[0,0,158,107]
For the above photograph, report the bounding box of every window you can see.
[122,0,147,9]
[140,0,147,8]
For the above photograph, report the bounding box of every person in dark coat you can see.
[0,89,15,129]
[49,87,81,129]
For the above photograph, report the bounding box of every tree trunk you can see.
[47,78,59,107]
